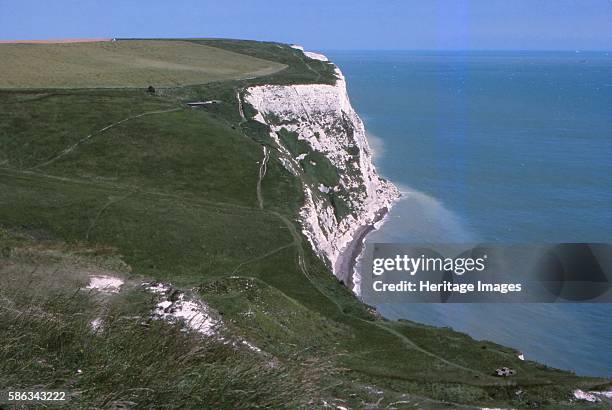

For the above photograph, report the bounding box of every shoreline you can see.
[335,205,393,292]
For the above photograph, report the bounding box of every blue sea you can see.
[326,50,612,377]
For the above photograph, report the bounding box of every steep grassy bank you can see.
[0,39,609,408]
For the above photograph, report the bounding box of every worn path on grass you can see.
[239,97,498,381]
[29,107,182,170]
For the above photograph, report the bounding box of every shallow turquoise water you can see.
[327,50,612,377]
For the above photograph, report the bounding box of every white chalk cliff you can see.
[245,47,400,294]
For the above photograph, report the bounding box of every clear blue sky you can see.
[1,0,611,50]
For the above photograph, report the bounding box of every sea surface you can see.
[326,50,612,377]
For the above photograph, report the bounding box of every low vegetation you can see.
[0,39,609,408]
[0,40,286,88]
[0,231,334,408]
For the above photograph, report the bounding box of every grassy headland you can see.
[0,39,609,409]
[0,39,286,88]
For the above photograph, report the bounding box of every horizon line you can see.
[321,48,612,53]
[0,37,609,53]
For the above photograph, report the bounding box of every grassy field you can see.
[0,39,610,408]
[0,232,333,408]
[0,40,286,88]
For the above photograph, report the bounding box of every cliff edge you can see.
[245,46,400,293]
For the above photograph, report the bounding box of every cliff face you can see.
[244,48,399,293]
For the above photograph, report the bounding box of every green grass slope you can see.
[0,39,609,409]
